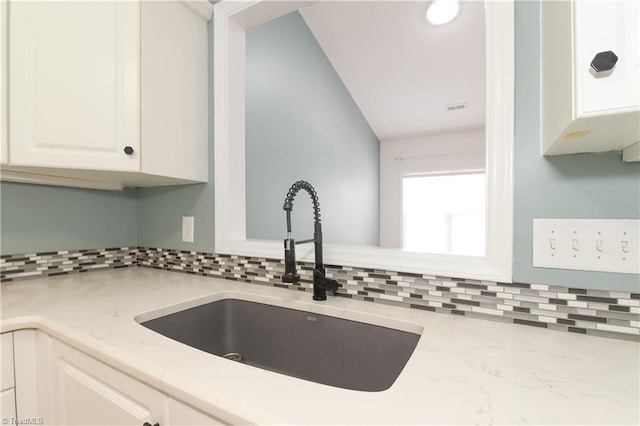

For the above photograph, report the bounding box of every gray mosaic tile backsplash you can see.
[0,247,137,280]
[2,247,639,342]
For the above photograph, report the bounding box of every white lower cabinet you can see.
[50,338,166,425]
[13,330,42,417]
[1,332,16,418]
[1,332,14,390]
[1,330,43,420]
[49,337,228,426]
[3,330,230,425]
[0,388,16,418]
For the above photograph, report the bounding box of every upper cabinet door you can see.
[9,1,140,171]
[1,0,7,165]
[576,0,640,115]
[541,0,640,158]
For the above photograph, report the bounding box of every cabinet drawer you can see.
[1,388,16,419]
[1,333,14,391]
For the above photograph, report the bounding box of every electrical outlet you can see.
[533,219,639,274]
[182,216,194,243]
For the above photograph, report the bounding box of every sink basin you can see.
[138,297,420,391]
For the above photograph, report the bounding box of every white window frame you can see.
[214,0,514,282]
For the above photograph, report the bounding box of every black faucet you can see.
[282,180,340,301]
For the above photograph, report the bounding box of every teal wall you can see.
[513,0,640,292]
[0,182,137,254]
[136,183,214,253]
[245,12,380,245]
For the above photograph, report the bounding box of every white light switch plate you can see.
[533,219,640,274]
[182,216,194,243]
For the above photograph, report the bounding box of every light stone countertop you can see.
[1,268,638,425]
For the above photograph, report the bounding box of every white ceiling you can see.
[299,1,486,142]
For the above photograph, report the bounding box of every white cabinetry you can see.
[1,0,7,165]
[1,330,44,420]
[4,328,228,425]
[51,338,166,425]
[1,332,16,419]
[49,337,227,425]
[9,1,141,173]
[1,0,213,190]
[541,0,640,161]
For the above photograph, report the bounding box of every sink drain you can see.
[223,352,243,362]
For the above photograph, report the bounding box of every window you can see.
[402,173,485,256]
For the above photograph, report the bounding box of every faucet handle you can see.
[313,269,340,293]
[326,278,340,294]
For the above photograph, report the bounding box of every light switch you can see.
[533,219,640,274]
[182,216,194,243]
[572,239,579,251]
[595,240,603,252]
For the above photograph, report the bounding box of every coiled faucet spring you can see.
[283,180,322,223]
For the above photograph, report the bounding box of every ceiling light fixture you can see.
[426,0,460,26]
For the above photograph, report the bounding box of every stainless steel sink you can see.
[139,298,420,392]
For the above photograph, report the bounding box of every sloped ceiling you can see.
[299,1,485,141]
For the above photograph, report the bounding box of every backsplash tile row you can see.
[2,247,638,341]
[0,247,137,281]
[136,247,640,342]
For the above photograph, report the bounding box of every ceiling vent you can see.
[446,102,468,111]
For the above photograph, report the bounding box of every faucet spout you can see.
[282,180,340,301]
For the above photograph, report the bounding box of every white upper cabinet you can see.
[1,0,7,166]
[3,0,213,189]
[541,0,640,161]
[9,1,141,172]
[140,0,210,182]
